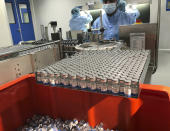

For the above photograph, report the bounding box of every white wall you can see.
[0,0,13,47]
[159,0,170,50]
[30,0,86,40]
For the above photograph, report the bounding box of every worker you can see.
[69,7,93,32]
[93,0,140,40]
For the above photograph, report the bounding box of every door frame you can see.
[5,0,35,45]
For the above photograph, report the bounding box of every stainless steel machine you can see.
[119,23,158,72]
[119,0,161,73]
[0,41,61,85]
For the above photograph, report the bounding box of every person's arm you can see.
[78,11,93,24]
[92,17,101,34]
[84,11,93,23]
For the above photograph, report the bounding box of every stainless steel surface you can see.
[155,0,161,73]
[0,40,60,61]
[130,33,145,49]
[0,55,33,85]
[31,48,56,72]
[53,43,61,61]
[0,41,61,85]
[139,53,151,83]
[70,30,83,40]
[66,31,72,40]
[0,45,34,57]
[40,25,46,40]
[119,23,158,69]
[45,26,49,41]
[144,66,153,84]
[100,10,103,28]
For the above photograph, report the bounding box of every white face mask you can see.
[103,3,117,14]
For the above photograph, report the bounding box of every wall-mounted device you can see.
[49,21,62,41]
[50,21,57,33]
[40,21,62,41]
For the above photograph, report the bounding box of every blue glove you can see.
[117,0,127,12]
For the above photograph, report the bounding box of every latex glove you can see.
[118,0,127,12]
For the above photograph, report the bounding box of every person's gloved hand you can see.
[117,0,127,12]
[100,27,105,33]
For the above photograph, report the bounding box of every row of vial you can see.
[49,49,150,83]
[36,70,139,98]
[61,40,80,45]
[35,49,150,98]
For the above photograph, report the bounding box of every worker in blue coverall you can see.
[92,0,140,40]
[69,7,93,32]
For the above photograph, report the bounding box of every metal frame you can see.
[0,55,33,85]
[119,23,157,70]
[0,41,61,85]
[155,0,161,73]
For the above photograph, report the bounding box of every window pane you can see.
[5,3,15,24]
[19,4,30,23]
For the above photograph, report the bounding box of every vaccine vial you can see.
[119,78,125,96]
[41,71,49,85]
[86,76,91,90]
[96,77,102,93]
[70,75,77,88]
[49,73,55,86]
[90,77,97,91]
[107,79,113,94]
[80,75,87,90]
[36,71,42,83]
[55,73,60,86]
[100,78,107,93]
[62,73,69,86]
[124,80,132,97]
[112,79,119,95]
[76,75,81,89]
[131,79,139,98]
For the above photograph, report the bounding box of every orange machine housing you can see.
[0,74,170,131]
